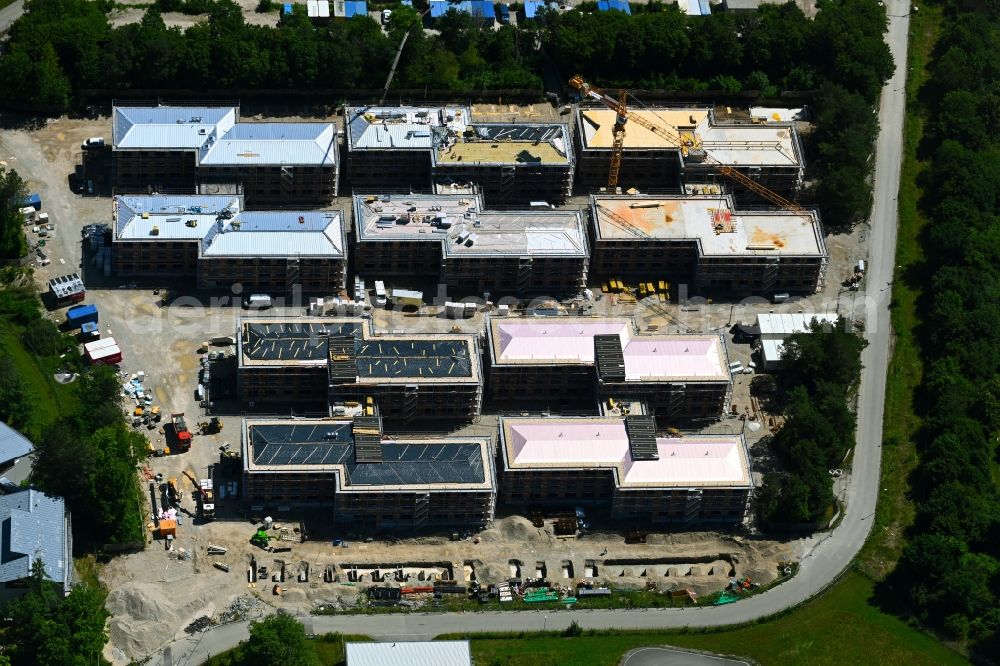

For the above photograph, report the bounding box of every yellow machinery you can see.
[568,75,808,214]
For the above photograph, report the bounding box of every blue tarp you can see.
[523,0,545,18]
[282,3,292,13]
[597,0,631,14]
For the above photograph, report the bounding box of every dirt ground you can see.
[0,112,867,665]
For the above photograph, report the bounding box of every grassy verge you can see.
[856,4,941,581]
[460,572,964,666]
[203,633,371,666]
[0,320,76,434]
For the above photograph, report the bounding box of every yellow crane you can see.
[568,75,808,214]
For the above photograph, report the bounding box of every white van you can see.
[81,137,105,150]
[729,361,745,374]
[374,280,387,307]
[244,294,272,309]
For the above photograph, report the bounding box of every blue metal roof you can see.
[0,422,33,467]
[430,0,495,19]
[597,0,631,14]
[0,490,72,590]
[523,0,544,18]
[343,0,367,16]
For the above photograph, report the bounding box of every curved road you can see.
[149,3,911,664]
[0,0,24,33]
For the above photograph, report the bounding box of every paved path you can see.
[621,647,750,666]
[147,3,912,664]
[0,0,24,33]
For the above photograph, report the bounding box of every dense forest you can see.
[0,0,892,226]
[755,319,867,525]
[887,3,1000,653]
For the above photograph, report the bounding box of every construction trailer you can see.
[65,304,98,328]
[83,337,122,365]
[49,273,85,305]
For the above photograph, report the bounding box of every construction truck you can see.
[198,478,216,520]
[170,413,192,452]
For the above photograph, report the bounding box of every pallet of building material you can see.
[207,545,227,555]
[214,562,230,573]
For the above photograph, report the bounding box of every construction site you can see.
[0,89,872,664]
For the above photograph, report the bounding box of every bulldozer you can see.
[198,417,223,435]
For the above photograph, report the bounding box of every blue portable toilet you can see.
[282,2,293,13]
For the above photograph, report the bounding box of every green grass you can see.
[0,321,73,435]
[856,4,941,581]
[463,573,966,666]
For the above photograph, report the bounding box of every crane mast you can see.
[569,75,807,214]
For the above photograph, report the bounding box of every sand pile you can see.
[106,580,224,661]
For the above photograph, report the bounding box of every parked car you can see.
[381,9,392,24]
[81,137,105,150]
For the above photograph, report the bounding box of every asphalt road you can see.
[621,647,750,666]
[148,3,912,664]
[0,0,24,33]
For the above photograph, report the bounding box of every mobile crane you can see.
[568,75,808,215]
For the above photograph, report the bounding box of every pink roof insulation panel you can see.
[493,319,630,364]
[503,418,750,488]
[490,318,728,380]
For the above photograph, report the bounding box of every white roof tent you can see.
[756,312,838,369]
[346,640,472,666]
[353,193,588,259]
[113,195,346,260]
[112,106,338,168]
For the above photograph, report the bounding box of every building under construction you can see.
[345,105,471,192]
[236,318,483,423]
[353,193,589,295]
[345,106,574,206]
[432,123,575,206]
[111,195,346,293]
[498,416,752,524]
[589,194,827,293]
[241,417,496,529]
[573,106,804,202]
[111,106,338,206]
[485,316,731,422]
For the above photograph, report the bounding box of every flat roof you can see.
[577,107,800,166]
[591,195,825,257]
[114,195,345,259]
[353,194,587,258]
[487,317,729,381]
[243,420,493,492]
[346,106,470,151]
[500,417,751,489]
[756,312,838,336]
[112,106,337,166]
[238,318,482,384]
[346,641,472,666]
[239,319,364,366]
[434,124,572,166]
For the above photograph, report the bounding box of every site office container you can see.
[84,337,122,365]
[66,304,98,328]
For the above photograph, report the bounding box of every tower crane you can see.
[569,75,808,215]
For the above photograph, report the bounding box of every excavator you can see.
[568,75,808,215]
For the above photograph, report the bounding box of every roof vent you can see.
[198,128,207,135]
[191,116,202,123]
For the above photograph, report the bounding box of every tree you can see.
[0,167,28,260]
[0,355,33,433]
[241,614,320,666]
